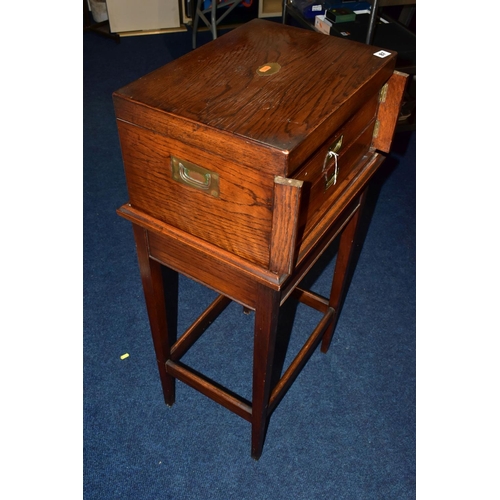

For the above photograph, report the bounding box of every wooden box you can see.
[113,19,406,278]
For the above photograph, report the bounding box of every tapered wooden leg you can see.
[251,286,280,460]
[132,224,176,406]
[321,191,367,353]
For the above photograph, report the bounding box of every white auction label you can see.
[373,50,391,58]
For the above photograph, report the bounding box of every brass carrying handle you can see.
[179,163,211,189]
[322,135,343,190]
[171,156,220,198]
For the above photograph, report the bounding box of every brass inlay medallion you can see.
[256,62,281,76]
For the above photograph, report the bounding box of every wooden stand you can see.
[118,150,384,459]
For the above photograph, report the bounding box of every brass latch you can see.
[322,135,343,190]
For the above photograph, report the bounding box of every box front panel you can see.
[292,92,379,241]
[117,120,274,267]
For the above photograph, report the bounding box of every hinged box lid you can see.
[113,19,397,176]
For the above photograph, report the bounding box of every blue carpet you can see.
[84,25,415,500]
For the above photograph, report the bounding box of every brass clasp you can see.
[322,135,343,190]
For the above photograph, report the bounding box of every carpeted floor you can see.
[83,22,415,500]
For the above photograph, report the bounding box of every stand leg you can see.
[132,225,176,406]
[321,191,368,353]
[251,286,280,459]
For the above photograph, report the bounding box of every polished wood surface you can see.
[114,18,397,173]
[132,225,175,406]
[116,119,274,267]
[269,176,303,275]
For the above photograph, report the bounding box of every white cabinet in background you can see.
[106,0,181,34]
[258,0,282,18]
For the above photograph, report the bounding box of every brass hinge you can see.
[379,83,389,103]
[373,120,380,138]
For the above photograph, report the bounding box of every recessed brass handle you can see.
[322,135,343,190]
[171,156,219,198]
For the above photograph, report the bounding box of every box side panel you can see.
[116,120,274,267]
[113,96,289,177]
